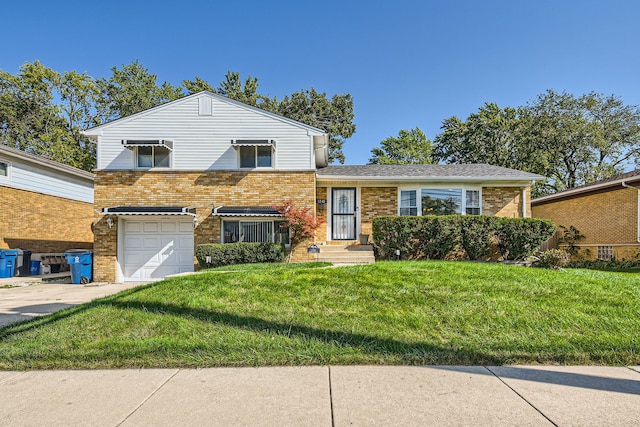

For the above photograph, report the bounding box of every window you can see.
[222,220,289,244]
[0,160,8,177]
[597,246,614,261]
[239,146,273,168]
[422,189,462,215]
[137,146,170,168]
[400,190,417,216]
[399,188,481,216]
[466,190,480,215]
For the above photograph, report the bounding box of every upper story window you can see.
[121,140,173,169]
[399,187,481,216]
[0,160,10,178]
[137,146,171,168]
[232,139,275,169]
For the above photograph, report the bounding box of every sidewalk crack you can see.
[328,366,335,427]
[116,369,180,426]
[484,366,557,427]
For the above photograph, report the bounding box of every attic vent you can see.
[199,97,213,116]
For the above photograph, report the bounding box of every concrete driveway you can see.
[0,279,148,327]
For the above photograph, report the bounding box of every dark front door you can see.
[332,188,356,240]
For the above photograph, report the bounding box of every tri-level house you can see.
[85,91,542,282]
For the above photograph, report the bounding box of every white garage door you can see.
[122,218,194,281]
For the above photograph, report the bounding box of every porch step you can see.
[315,244,375,265]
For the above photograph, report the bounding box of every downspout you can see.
[522,187,527,218]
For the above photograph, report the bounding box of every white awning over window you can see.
[230,139,276,149]
[121,140,173,150]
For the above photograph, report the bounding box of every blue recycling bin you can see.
[0,249,20,278]
[64,250,93,284]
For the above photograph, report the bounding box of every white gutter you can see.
[0,145,94,181]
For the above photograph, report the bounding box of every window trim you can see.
[135,145,172,169]
[397,186,482,216]
[0,158,11,179]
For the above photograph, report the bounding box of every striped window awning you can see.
[121,140,173,150]
[212,206,282,217]
[102,206,195,216]
[230,139,276,149]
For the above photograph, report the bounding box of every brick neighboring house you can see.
[531,170,640,260]
[0,144,94,254]
[84,91,541,283]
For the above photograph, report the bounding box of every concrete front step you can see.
[315,244,375,264]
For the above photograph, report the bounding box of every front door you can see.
[332,188,356,240]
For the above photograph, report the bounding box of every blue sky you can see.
[3,0,639,165]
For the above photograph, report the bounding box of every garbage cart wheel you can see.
[80,276,90,285]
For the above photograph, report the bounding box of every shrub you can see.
[458,216,496,260]
[494,218,557,260]
[532,249,570,269]
[195,242,285,268]
[373,215,556,261]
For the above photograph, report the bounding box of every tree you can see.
[274,200,324,262]
[369,127,434,164]
[276,89,355,164]
[182,76,215,95]
[434,91,640,197]
[96,60,182,122]
[523,90,640,193]
[434,103,525,169]
[0,61,98,170]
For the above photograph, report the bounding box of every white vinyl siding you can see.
[0,156,93,203]
[95,95,319,171]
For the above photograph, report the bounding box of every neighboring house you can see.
[0,144,94,254]
[85,91,541,283]
[532,170,640,261]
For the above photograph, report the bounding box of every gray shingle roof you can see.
[316,164,543,180]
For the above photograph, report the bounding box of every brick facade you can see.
[532,187,640,260]
[0,186,93,253]
[360,187,398,236]
[482,187,528,217]
[94,170,316,282]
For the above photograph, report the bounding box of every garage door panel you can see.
[122,218,194,281]
[178,222,193,232]
[161,221,177,232]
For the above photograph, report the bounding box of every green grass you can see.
[1,261,639,369]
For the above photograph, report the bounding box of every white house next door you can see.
[332,188,357,240]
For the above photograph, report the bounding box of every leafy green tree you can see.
[96,60,182,122]
[434,91,640,196]
[0,61,97,170]
[276,89,355,164]
[369,127,434,164]
[182,76,215,95]
[434,103,524,169]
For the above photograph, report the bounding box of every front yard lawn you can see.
[1,261,638,369]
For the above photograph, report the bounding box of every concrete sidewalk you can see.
[1,365,639,426]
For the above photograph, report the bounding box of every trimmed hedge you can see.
[195,242,286,268]
[372,215,556,261]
